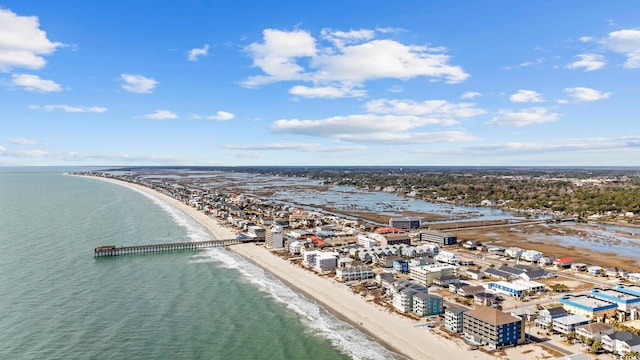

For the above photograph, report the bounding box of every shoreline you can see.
[79,174,492,360]
[230,243,490,360]
[233,244,408,360]
[78,175,237,241]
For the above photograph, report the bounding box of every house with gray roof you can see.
[602,331,640,355]
[576,322,615,341]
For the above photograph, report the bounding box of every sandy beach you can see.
[81,175,493,360]
[231,243,496,360]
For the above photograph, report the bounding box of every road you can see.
[527,334,573,356]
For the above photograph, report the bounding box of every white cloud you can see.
[0,148,228,165]
[0,145,5,152]
[9,138,37,145]
[339,131,477,144]
[187,44,209,61]
[224,143,366,152]
[601,29,640,68]
[144,110,178,120]
[289,85,366,98]
[564,87,611,102]
[312,39,468,84]
[243,29,317,87]
[24,150,48,157]
[375,27,406,34]
[272,114,455,137]
[29,104,107,113]
[509,90,543,103]
[0,8,63,71]
[232,152,266,159]
[579,36,593,43]
[242,28,468,89]
[565,54,606,71]
[461,91,481,99]
[486,107,559,126]
[364,98,486,118]
[320,28,375,48]
[11,73,61,92]
[504,58,545,69]
[459,136,640,156]
[120,74,158,93]
[191,111,235,121]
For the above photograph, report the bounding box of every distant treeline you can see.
[111,166,640,218]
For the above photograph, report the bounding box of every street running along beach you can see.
[81,175,492,360]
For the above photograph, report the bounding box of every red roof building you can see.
[553,257,574,268]
[375,227,405,234]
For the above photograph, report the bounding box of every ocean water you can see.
[0,168,398,360]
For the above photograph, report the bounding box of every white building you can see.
[415,243,439,256]
[521,250,544,263]
[552,314,589,334]
[303,250,321,267]
[315,252,339,272]
[357,235,378,248]
[602,332,640,355]
[488,280,545,297]
[434,251,459,265]
[336,265,374,282]
[288,240,302,255]
[505,247,524,258]
[410,264,458,285]
[265,226,284,249]
[628,273,640,283]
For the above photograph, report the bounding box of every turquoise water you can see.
[0,168,397,360]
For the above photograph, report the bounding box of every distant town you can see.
[78,167,640,359]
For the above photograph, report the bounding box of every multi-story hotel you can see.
[463,307,525,347]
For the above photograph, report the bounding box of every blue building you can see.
[413,292,442,317]
[616,284,640,297]
[463,307,524,347]
[559,295,618,320]
[591,287,640,312]
[392,259,409,273]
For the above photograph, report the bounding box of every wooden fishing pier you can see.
[94,239,242,257]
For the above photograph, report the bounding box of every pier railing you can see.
[94,239,242,257]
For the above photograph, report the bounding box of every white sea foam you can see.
[123,185,212,243]
[197,247,402,360]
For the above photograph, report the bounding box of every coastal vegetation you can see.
[199,166,640,223]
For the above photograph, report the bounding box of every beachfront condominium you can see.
[463,307,525,347]
[335,265,374,282]
[412,292,442,317]
[410,263,458,285]
[265,226,284,248]
[444,305,468,333]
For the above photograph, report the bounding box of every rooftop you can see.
[465,307,521,326]
[577,322,615,333]
[560,295,617,310]
[445,304,468,314]
[554,314,589,325]
[592,288,640,301]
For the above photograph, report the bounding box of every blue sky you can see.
[1,1,639,166]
